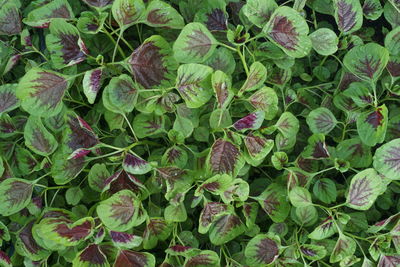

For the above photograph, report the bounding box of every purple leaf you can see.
[18,221,47,257]
[74,244,108,266]
[336,0,358,32]
[365,107,385,129]
[209,139,242,175]
[206,9,227,31]
[0,250,11,267]
[65,115,99,152]
[83,68,103,104]
[387,58,400,77]
[245,235,279,265]
[233,111,265,131]
[103,169,145,194]
[378,255,400,267]
[123,153,152,175]
[199,202,228,232]
[269,15,298,50]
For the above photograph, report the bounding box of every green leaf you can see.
[111,0,145,29]
[102,74,138,114]
[24,115,58,156]
[276,112,300,138]
[239,62,267,94]
[263,6,312,58]
[356,105,388,147]
[176,63,213,108]
[173,115,193,138]
[300,244,327,260]
[256,183,290,223]
[173,22,218,63]
[242,0,278,28]
[244,132,274,166]
[184,250,220,267]
[248,87,279,120]
[88,163,110,192]
[144,0,184,29]
[343,43,389,81]
[346,168,384,210]
[245,234,280,266]
[333,0,363,34]
[289,186,312,207]
[23,0,74,28]
[313,178,337,204]
[363,0,383,20]
[65,187,83,205]
[373,138,400,180]
[385,26,400,55]
[306,107,337,135]
[309,28,338,56]
[330,234,356,263]
[46,18,87,69]
[308,216,338,240]
[336,138,372,168]
[212,70,233,109]
[208,213,245,245]
[164,203,187,223]
[51,151,86,185]
[97,190,146,231]
[132,112,165,138]
[0,178,33,216]
[16,68,71,117]
[114,250,155,267]
[143,217,172,249]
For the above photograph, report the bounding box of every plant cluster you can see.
[0,0,399,266]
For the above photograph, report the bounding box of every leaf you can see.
[289,186,312,207]
[343,43,389,81]
[34,217,94,247]
[233,111,265,131]
[102,74,138,114]
[111,0,145,29]
[239,62,267,94]
[309,28,338,56]
[82,0,114,8]
[0,3,21,36]
[306,107,337,134]
[346,168,384,210]
[337,138,372,168]
[193,0,228,31]
[24,116,58,156]
[330,234,356,263]
[103,170,145,195]
[244,132,274,166]
[0,84,19,115]
[208,213,245,245]
[363,0,383,20]
[51,151,86,185]
[0,251,11,267]
[308,216,338,240]
[300,244,327,260]
[143,218,172,249]
[63,114,99,154]
[132,113,164,138]
[275,112,300,138]
[123,153,152,175]
[212,70,233,109]
[97,190,146,231]
[385,26,400,56]
[248,87,279,120]
[72,244,109,267]
[128,35,177,89]
[257,183,290,223]
[88,163,110,192]
[110,231,143,249]
[378,255,400,267]
[208,138,244,177]
[334,0,363,34]
[114,250,155,267]
[356,105,388,147]
[173,22,218,63]
[343,82,374,108]
[263,6,312,58]
[184,250,220,267]
[204,47,236,75]
[373,138,400,180]
[15,221,50,261]
[161,146,188,168]
[23,0,74,28]
[16,68,70,117]
[245,234,280,266]
[313,178,337,204]
[198,202,230,234]
[46,18,87,69]
[83,68,104,104]
[176,63,213,108]
[242,0,278,28]
[144,0,184,29]
[0,178,33,216]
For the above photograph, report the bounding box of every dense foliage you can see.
[0,0,400,266]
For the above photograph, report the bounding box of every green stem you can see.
[237,46,249,75]
[88,150,122,161]
[218,42,237,52]
[122,113,138,142]
[112,28,125,62]
[31,45,49,61]
[102,28,125,59]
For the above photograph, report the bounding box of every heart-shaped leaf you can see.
[248,87,279,120]
[46,18,87,69]
[143,217,172,249]
[144,0,184,29]
[289,186,312,208]
[343,43,389,81]
[16,68,71,117]
[363,0,383,20]
[263,6,311,58]
[208,138,244,177]
[173,22,218,63]
[184,250,220,267]
[208,213,245,245]
[111,0,145,29]
[334,0,363,34]
[242,0,278,28]
[72,244,109,267]
[102,74,138,114]
[256,183,290,223]
[356,105,388,147]
[346,168,384,210]
[0,3,21,36]
[244,132,274,166]
[373,138,400,180]
[306,107,337,135]
[24,116,58,156]
[245,234,280,266]
[97,190,146,231]
[0,178,33,216]
[309,28,338,56]
[24,0,74,28]
[123,153,152,175]
[330,234,356,263]
[239,62,267,94]
[114,250,155,267]
[176,63,213,108]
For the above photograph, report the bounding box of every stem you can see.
[88,150,122,161]
[112,28,125,62]
[371,82,378,107]
[237,46,249,75]
[99,143,125,151]
[31,45,49,61]
[218,42,237,52]
[312,166,335,176]
[122,113,138,142]
[102,28,125,59]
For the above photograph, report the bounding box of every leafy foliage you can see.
[0,0,399,266]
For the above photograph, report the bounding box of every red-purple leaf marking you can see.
[270,16,298,50]
[209,139,240,174]
[337,0,357,32]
